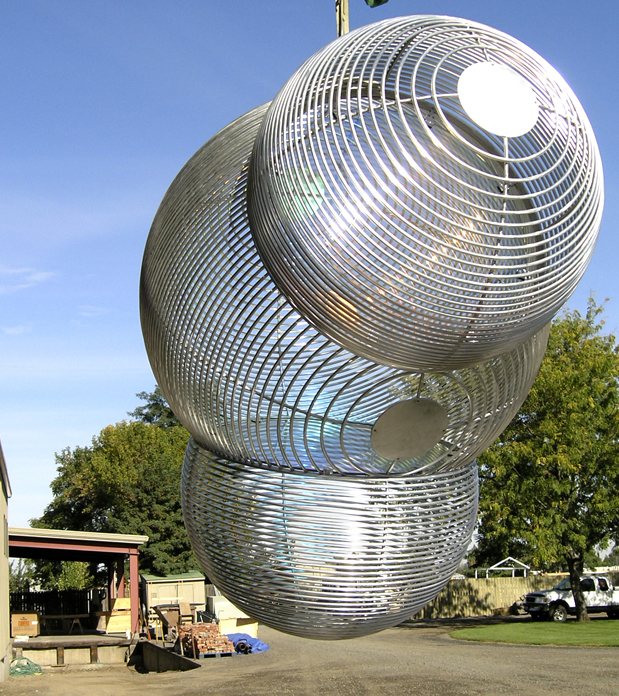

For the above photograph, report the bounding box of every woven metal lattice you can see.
[182,440,478,639]
[248,16,603,371]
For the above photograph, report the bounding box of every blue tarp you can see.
[225,632,270,653]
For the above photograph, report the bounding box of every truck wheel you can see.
[550,604,568,622]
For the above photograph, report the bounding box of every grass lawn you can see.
[451,620,619,646]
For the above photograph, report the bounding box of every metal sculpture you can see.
[140,16,602,639]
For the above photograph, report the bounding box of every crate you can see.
[96,597,132,633]
[207,596,249,620]
[12,612,40,637]
[218,617,259,637]
[104,612,132,633]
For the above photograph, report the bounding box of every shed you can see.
[141,571,206,618]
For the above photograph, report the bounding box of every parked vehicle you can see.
[524,575,619,622]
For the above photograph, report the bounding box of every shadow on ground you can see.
[398,613,612,631]
[398,614,533,630]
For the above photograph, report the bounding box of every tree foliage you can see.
[127,385,181,429]
[474,300,619,620]
[9,559,35,593]
[25,558,97,592]
[603,544,619,567]
[34,412,199,577]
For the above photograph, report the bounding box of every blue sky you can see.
[1,0,617,527]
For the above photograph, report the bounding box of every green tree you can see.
[9,559,35,592]
[583,547,605,571]
[34,561,94,591]
[34,419,199,576]
[604,544,619,567]
[474,299,619,621]
[128,386,181,429]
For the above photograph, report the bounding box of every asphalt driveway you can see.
[1,617,617,696]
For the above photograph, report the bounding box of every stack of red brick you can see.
[179,623,236,657]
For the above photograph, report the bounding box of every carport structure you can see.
[9,527,148,633]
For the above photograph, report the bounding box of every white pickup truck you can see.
[523,575,619,622]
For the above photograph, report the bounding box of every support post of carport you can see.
[129,549,140,634]
[116,556,125,598]
[107,561,116,601]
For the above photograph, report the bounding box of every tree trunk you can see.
[567,553,590,622]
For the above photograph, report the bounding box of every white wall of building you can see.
[0,442,12,681]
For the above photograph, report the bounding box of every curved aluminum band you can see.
[248,15,603,371]
[140,104,550,476]
[181,440,478,639]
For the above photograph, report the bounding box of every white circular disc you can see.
[371,398,448,460]
[457,62,539,137]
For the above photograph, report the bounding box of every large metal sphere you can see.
[248,15,603,371]
[181,440,478,639]
[140,105,549,477]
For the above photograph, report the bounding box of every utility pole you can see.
[337,1,389,37]
[336,0,349,36]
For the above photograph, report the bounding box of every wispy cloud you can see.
[0,266,56,295]
[1,325,32,336]
[77,305,110,318]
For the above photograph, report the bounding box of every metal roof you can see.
[141,571,205,582]
[9,527,148,545]
[9,527,149,562]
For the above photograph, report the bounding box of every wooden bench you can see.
[40,614,89,635]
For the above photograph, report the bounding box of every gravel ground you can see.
[1,617,617,696]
